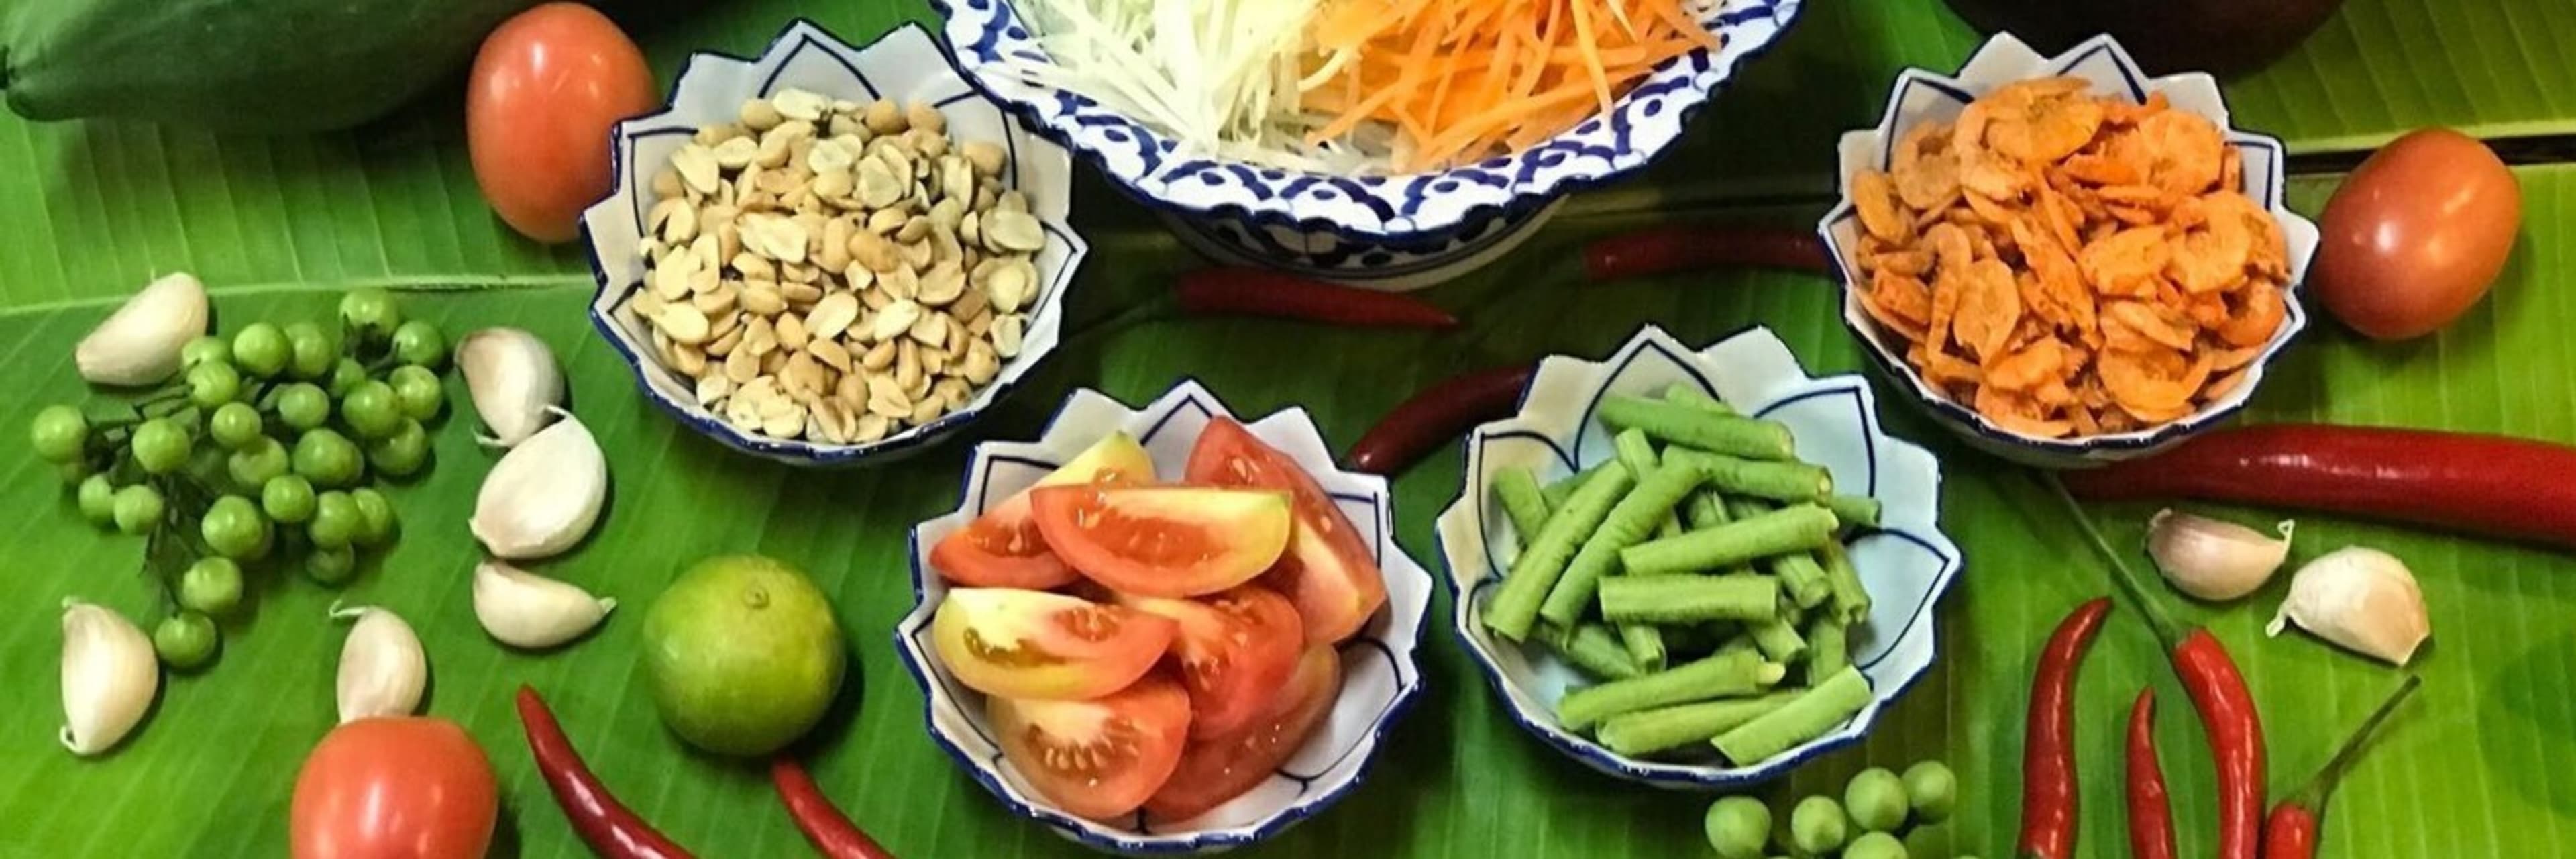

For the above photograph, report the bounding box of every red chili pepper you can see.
[2017,597,2112,859]
[771,758,897,859]
[1175,268,1459,329]
[1582,225,1832,281]
[2261,675,2422,859]
[2049,476,2267,859]
[2127,688,2177,859]
[514,686,696,859]
[2061,424,2576,549]
[1344,364,1536,475]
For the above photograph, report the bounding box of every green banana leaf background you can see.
[3,0,2573,856]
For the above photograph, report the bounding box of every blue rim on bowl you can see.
[894,381,1433,852]
[1434,325,1963,788]
[580,21,1087,466]
[1817,33,2320,468]
[927,0,1807,244]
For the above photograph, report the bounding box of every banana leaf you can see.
[2,3,2574,857]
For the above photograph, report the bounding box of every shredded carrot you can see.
[1302,0,1725,172]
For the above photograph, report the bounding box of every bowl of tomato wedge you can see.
[895,381,1433,852]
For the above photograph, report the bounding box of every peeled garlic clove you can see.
[60,600,158,756]
[2267,546,2431,666]
[76,272,208,386]
[474,560,617,648]
[459,327,566,448]
[2145,509,2294,601]
[334,605,426,723]
[472,409,608,560]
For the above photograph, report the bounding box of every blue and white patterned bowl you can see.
[582,21,1087,466]
[932,0,1803,290]
[895,381,1432,853]
[1433,325,1962,789]
[1818,33,2320,468]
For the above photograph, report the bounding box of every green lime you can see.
[641,554,845,757]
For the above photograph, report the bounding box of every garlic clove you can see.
[333,605,427,723]
[473,560,617,648]
[60,600,159,756]
[76,272,209,386]
[2145,509,2294,601]
[458,327,566,448]
[2267,546,2432,666]
[471,409,608,560]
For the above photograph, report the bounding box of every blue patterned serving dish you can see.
[932,0,1803,289]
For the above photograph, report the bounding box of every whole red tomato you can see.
[467,3,658,244]
[292,717,499,859]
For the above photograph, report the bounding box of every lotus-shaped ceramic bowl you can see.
[1435,325,1962,788]
[1818,32,2319,468]
[896,381,1432,852]
[583,21,1086,466]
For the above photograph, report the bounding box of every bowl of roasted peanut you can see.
[582,21,1086,466]
[1819,33,2318,468]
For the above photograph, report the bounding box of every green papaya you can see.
[1,0,548,132]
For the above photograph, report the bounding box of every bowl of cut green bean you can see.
[1432,325,1962,787]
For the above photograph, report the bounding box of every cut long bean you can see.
[1538,461,1707,626]
[1767,550,1835,609]
[1621,504,1839,575]
[1541,462,1606,509]
[1826,493,1882,531]
[1819,540,1873,625]
[1713,666,1874,764]
[1597,693,1799,758]
[1715,632,1760,660]
[1599,397,1796,461]
[1487,463,1634,640]
[1598,574,1781,625]
[1619,623,1667,672]
[1544,622,1644,681]
[1807,615,1849,681]
[1558,650,1788,729]
[1495,468,1552,542]
[1613,429,1682,539]
[1748,612,1809,665]
[1664,448,1833,503]
[1663,383,1737,416]
[1682,488,1729,530]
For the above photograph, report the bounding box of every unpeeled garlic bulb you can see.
[2267,546,2432,666]
[471,410,607,560]
[473,560,616,648]
[458,327,565,447]
[2146,510,2294,601]
[76,272,207,385]
[60,601,158,756]
[334,605,426,723]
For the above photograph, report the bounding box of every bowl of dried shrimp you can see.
[1819,33,2319,468]
[934,0,1804,290]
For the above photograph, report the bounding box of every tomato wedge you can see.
[1144,645,1342,821]
[1030,485,1293,597]
[930,588,1175,700]
[991,675,1193,821]
[931,433,1155,589]
[1186,418,1389,642]
[1120,587,1305,738]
